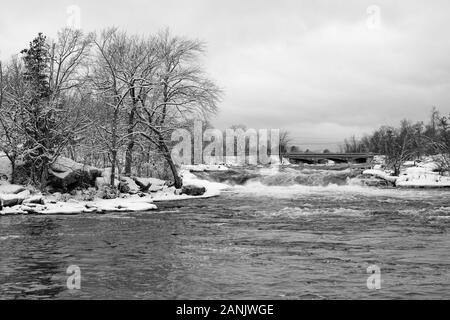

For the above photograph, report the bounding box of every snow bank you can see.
[0,169,229,215]
[88,197,157,212]
[1,195,157,216]
[363,159,450,188]
[0,164,233,216]
[396,167,450,187]
[362,169,398,183]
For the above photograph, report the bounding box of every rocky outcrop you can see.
[0,184,26,194]
[119,177,140,194]
[0,189,31,207]
[358,176,393,187]
[23,195,44,205]
[181,185,206,196]
[1,196,157,216]
[48,157,103,192]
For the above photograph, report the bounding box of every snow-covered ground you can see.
[0,164,231,216]
[363,157,450,188]
[362,169,398,183]
[0,194,158,215]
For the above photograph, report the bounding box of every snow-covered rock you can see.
[119,176,140,193]
[181,185,206,196]
[23,195,44,205]
[0,189,32,207]
[1,194,24,207]
[0,184,26,194]
[91,198,157,213]
[48,157,103,192]
[149,184,164,192]
[180,170,229,198]
[0,205,26,215]
[363,161,450,188]
[1,195,158,216]
[362,169,398,183]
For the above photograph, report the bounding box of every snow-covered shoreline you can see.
[2,158,450,217]
[0,165,230,216]
[363,157,450,188]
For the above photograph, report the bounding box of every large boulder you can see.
[23,195,45,205]
[0,190,31,207]
[119,177,140,194]
[48,157,102,192]
[0,184,26,194]
[181,185,206,196]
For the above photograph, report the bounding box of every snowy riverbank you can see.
[363,157,450,188]
[0,165,230,216]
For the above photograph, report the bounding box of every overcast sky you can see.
[1,0,450,150]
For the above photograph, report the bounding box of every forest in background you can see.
[0,28,221,190]
[341,107,450,175]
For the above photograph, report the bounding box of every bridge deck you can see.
[286,152,375,163]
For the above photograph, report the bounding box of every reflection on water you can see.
[1,169,450,299]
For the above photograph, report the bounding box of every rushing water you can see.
[1,166,450,299]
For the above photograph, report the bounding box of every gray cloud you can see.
[1,0,450,150]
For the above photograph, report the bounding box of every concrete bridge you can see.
[286,152,376,164]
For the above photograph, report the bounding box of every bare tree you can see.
[430,114,450,173]
[0,57,28,182]
[136,30,221,188]
[117,35,159,176]
[91,28,138,186]
[383,124,415,176]
[279,130,292,156]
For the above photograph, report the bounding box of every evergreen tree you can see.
[21,32,50,100]
[20,33,56,187]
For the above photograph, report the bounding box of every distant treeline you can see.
[341,107,450,175]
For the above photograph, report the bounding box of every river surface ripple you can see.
[1,177,450,299]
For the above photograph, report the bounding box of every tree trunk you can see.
[110,150,117,187]
[110,100,119,187]
[5,154,16,184]
[124,107,136,176]
[124,143,134,176]
[40,160,49,190]
[10,158,15,184]
[158,135,182,189]
[165,153,182,189]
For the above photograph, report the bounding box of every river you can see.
[1,166,450,299]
